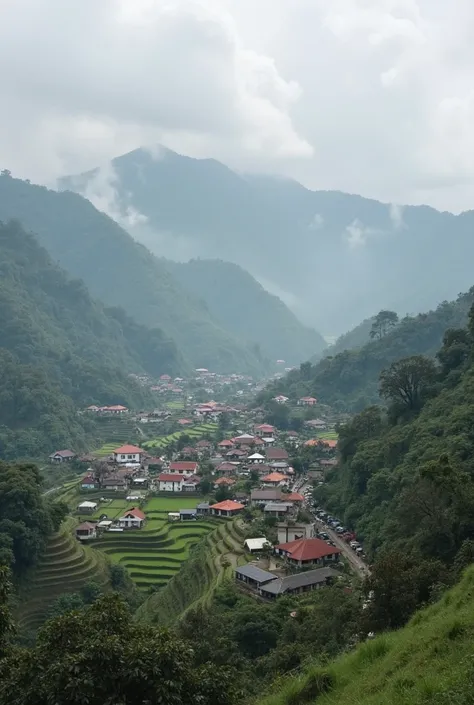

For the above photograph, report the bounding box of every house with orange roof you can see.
[286,492,305,503]
[304,439,337,449]
[214,477,236,488]
[113,445,144,464]
[118,507,146,529]
[210,500,245,517]
[261,472,289,487]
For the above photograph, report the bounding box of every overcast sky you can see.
[2,0,474,212]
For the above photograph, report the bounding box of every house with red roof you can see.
[210,500,245,517]
[233,433,256,447]
[298,397,318,406]
[81,474,99,490]
[266,447,289,462]
[113,445,144,464]
[255,424,275,438]
[158,473,186,492]
[118,507,146,529]
[274,537,341,567]
[75,522,97,540]
[177,418,193,426]
[218,439,234,450]
[226,449,246,460]
[169,461,198,476]
[216,462,238,475]
[101,405,129,414]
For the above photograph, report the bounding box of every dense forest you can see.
[259,291,474,412]
[0,220,177,458]
[0,462,66,575]
[318,304,474,574]
[164,258,326,363]
[0,173,269,375]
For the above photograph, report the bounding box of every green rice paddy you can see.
[143,423,218,450]
[81,495,218,590]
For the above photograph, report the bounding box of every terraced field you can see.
[16,518,110,635]
[136,518,248,625]
[143,423,218,451]
[92,508,220,590]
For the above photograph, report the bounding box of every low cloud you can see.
[388,203,406,229]
[344,219,381,248]
[308,213,324,230]
[80,163,148,229]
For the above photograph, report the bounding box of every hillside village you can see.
[30,364,360,620]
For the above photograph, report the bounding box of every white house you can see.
[113,444,144,464]
[158,473,186,492]
[77,501,97,514]
[118,507,146,529]
[248,452,265,464]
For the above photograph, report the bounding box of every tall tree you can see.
[379,355,436,412]
[370,310,399,340]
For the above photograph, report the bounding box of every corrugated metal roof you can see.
[235,563,276,584]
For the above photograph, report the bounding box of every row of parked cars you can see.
[313,507,366,558]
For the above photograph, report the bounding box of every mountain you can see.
[61,146,474,334]
[0,220,182,458]
[163,258,326,363]
[259,290,474,412]
[0,173,267,376]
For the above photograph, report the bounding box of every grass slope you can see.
[260,567,474,705]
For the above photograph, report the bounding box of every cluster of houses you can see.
[234,534,341,599]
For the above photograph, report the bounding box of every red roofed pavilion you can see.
[210,500,245,517]
[275,538,341,567]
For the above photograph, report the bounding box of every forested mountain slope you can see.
[0,220,172,458]
[259,563,474,705]
[164,258,326,363]
[260,291,474,411]
[318,304,474,562]
[62,145,474,333]
[0,173,267,375]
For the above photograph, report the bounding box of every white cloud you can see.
[309,213,324,230]
[344,219,381,248]
[1,0,474,210]
[388,203,406,229]
[80,163,148,229]
[0,0,311,184]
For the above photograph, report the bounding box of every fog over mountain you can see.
[62,146,474,336]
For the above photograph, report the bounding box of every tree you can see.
[0,594,240,705]
[379,355,436,412]
[370,310,399,340]
[363,550,446,632]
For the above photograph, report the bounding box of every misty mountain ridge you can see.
[60,144,474,335]
[0,172,325,374]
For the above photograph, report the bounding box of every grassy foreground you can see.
[259,566,474,705]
